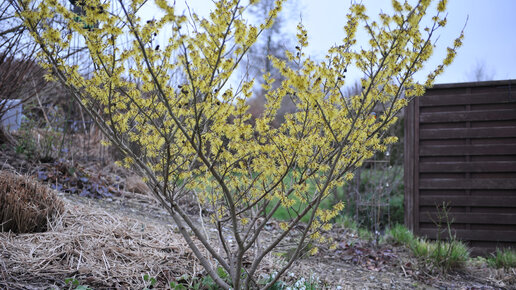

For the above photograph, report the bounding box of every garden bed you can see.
[0,142,514,289]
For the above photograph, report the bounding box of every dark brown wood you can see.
[404,98,416,231]
[419,178,516,190]
[470,247,497,257]
[419,196,516,207]
[419,161,516,172]
[420,144,516,156]
[427,79,515,89]
[405,79,516,255]
[419,212,516,225]
[420,109,516,123]
[420,127,516,139]
[419,229,516,242]
[414,97,421,234]
[420,92,516,107]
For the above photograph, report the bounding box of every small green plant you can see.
[38,127,61,162]
[469,255,488,268]
[170,267,233,290]
[259,273,285,290]
[14,123,37,159]
[169,281,187,290]
[400,235,470,273]
[387,222,469,272]
[203,266,232,288]
[143,273,157,290]
[13,119,62,162]
[397,203,470,272]
[487,248,516,269]
[335,215,358,231]
[258,272,321,290]
[172,271,322,290]
[387,224,416,245]
[358,228,374,241]
[410,238,432,258]
[429,203,469,272]
[291,274,320,290]
[430,240,469,271]
[64,277,92,290]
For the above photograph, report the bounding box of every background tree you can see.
[245,0,298,126]
[15,0,463,288]
[0,0,84,145]
[466,60,495,81]
[0,0,45,130]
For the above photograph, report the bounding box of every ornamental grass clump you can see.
[409,237,469,272]
[487,248,516,269]
[388,223,469,272]
[14,0,463,288]
[0,170,64,233]
[387,224,416,246]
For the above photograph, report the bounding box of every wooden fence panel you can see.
[405,80,516,256]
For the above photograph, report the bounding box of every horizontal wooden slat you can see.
[419,178,516,189]
[419,161,516,173]
[420,144,516,156]
[419,213,516,225]
[419,196,516,207]
[420,92,516,107]
[470,247,496,257]
[420,127,516,140]
[420,109,516,123]
[418,229,516,242]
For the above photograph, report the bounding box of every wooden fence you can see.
[404,79,516,255]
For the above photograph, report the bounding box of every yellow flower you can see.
[437,0,448,12]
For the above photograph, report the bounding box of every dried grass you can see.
[0,198,202,289]
[0,170,64,233]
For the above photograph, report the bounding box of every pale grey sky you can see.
[145,0,516,85]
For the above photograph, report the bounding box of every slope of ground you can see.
[0,145,514,289]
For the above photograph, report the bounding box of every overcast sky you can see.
[146,0,516,85]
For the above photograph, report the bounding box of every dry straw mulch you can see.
[0,170,64,233]
[0,198,202,289]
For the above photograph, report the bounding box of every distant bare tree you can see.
[342,80,362,98]
[0,0,47,128]
[0,0,83,134]
[466,61,495,82]
[245,0,298,126]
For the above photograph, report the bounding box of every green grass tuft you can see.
[430,240,469,270]
[358,228,374,241]
[334,215,359,231]
[386,225,469,272]
[387,224,415,245]
[487,248,516,269]
[410,238,431,258]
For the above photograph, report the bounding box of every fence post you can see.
[404,98,416,232]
